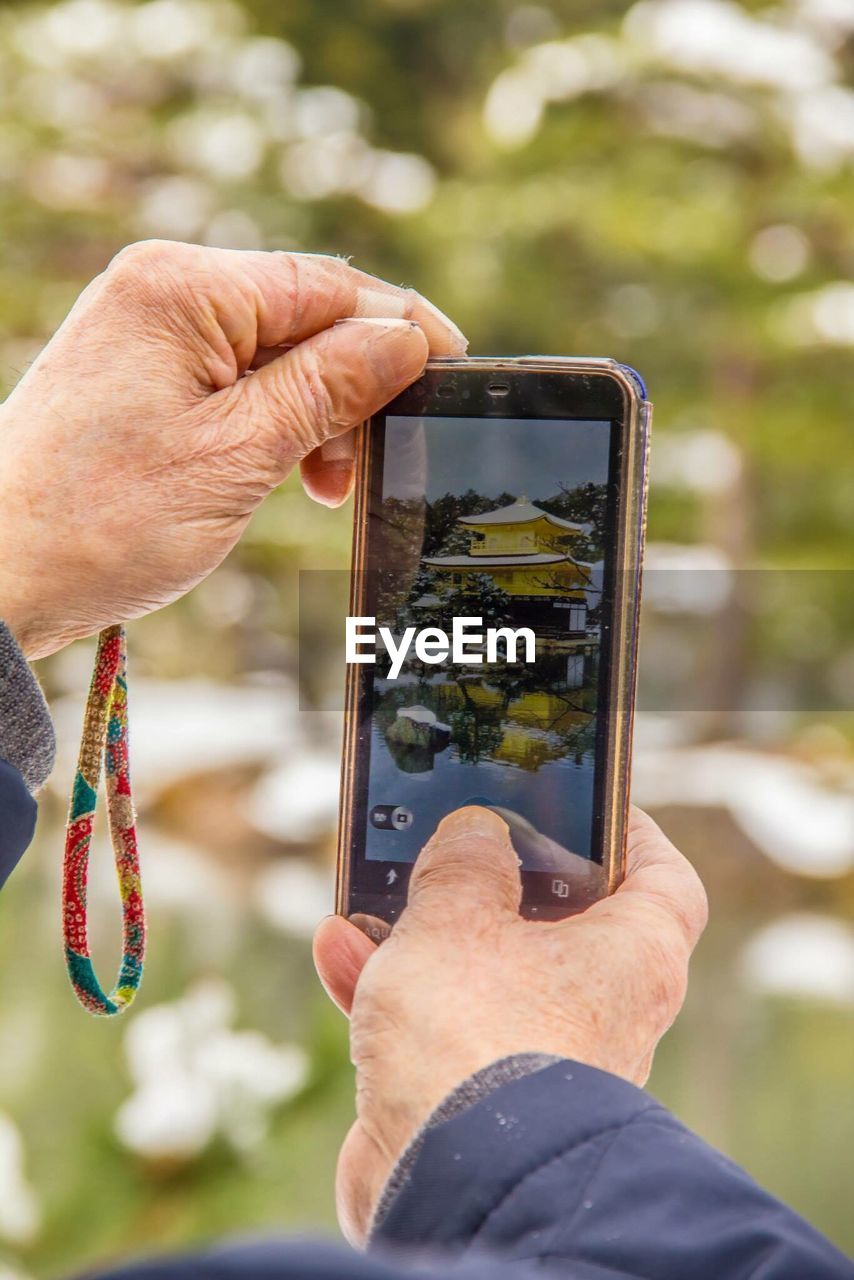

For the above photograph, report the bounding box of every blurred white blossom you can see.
[51,677,302,800]
[129,0,236,60]
[606,283,662,338]
[247,752,340,844]
[638,82,757,149]
[784,84,854,169]
[281,133,373,201]
[776,283,854,348]
[484,34,623,148]
[229,37,300,100]
[168,109,266,181]
[634,745,854,877]
[651,430,742,497]
[643,542,734,614]
[115,980,308,1161]
[485,0,854,170]
[483,70,545,148]
[358,150,436,214]
[135,175,214,238]
[793,0,854,41]
[293,85,362,138]
[26,153,110,210]
[625,0,833,91]
[253,858,333,939]
[0,0,435,229]
[0,1115,40,1246]
[741,915,854,1004]
[749,224,810,283]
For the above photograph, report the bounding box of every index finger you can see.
[231,250,467,356]
[611,806,709,949]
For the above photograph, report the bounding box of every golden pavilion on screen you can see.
[422,497,593,634]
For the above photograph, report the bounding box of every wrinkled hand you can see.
[0,241,465,657]
[314,805,707,1245]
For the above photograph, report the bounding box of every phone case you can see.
[337,357,652,914]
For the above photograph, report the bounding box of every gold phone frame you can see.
[336,357,651,915]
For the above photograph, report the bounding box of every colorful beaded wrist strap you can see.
[63,625,145,1015]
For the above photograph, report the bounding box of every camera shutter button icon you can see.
[371,804,414,831]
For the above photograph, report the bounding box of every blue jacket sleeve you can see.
[0,619,56,886]
[89,1061,852,1280]
[0,758,37,890]
[374,1059,852,1278]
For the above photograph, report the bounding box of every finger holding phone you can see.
[0,242,466,660]
[315,803,708,1244]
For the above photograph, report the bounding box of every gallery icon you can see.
[364,921,391,943]
[551,878,570,899]
[370,804,414,831]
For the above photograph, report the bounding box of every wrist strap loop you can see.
[63,625,145,1015]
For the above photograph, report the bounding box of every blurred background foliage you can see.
[0,0,852,1275]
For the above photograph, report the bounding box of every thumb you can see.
[407,806,522,919]
[232,316,428,487]
[605,806,708,953]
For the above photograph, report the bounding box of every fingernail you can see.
[333,316,412,329]
[332,315,426,384]
[434,806,510,843]
[313,466,354,507]
[370,320,427,383]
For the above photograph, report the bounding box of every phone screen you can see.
[346,406,623,923]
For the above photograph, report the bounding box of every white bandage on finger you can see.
[320,430,357,463]
[353,286,412,319]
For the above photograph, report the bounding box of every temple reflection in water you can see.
[373,649,598,778]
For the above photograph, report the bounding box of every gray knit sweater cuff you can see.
[370,1052,561,1237]
[0,621,56,792]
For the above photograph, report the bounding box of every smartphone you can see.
[337,357,651,938]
